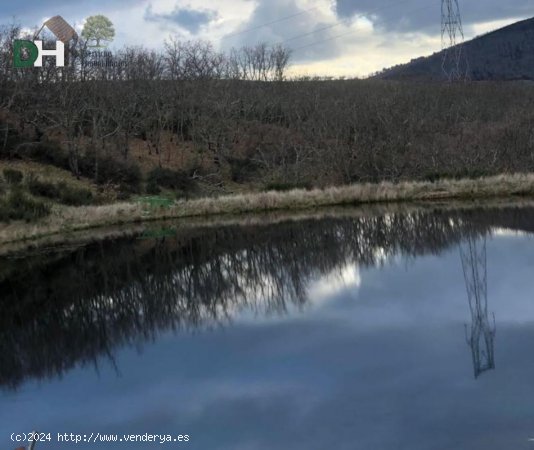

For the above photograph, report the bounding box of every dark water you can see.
[2,206,534,450]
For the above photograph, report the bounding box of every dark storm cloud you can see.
[144,3,218,34]
[335,0,533,32]
[220,0,346,63]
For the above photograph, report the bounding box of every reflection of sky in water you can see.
[3,232,534,449]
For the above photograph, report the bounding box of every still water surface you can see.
[2,206,534,449]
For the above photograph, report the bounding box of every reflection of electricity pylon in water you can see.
[460,236,496,379]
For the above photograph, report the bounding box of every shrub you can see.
[3,168,23,185]
[57,182,93,206]
[146,180,161,195]
[0,119,24,159]
[227,157,261,183]
[264,181,313,192]
[0,189,50,222]
[27,175,93,206]
[116,190,132,201]
[27,176,60,198]
[3,139,140,193]
[147,167,196,195]
[16,142,70,169]
[79,153,142,193]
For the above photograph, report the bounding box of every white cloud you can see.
[469,16,526,37]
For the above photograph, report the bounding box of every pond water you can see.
[2,206,534,450]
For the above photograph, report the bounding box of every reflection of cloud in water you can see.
[308,264,361,306]
[492,227,529,237]
[5,205,534,389]
[238,264,362,324]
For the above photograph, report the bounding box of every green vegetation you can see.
[138,196,174,210]
[0,169,50,222]
[3,169,23,185]
[0,189,49,222]
[4,141,142,197]
[0,163,102,224]
[59,184,94,206]
[28,176,93,206]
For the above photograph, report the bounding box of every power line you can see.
[225,1,335,39]
[226,0,426,53]
[225,9,318,38]
[281,0,419,45]
[223,0,442,75]
[289,3,433,53]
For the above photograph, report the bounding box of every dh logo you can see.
[13,40,65,68]
[13,15,77,68]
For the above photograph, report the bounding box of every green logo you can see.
[13,40,39,68]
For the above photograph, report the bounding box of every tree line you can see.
[0,24,292,83]
[1,22,534,197]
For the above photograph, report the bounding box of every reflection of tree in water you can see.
[461,236,496,379]
[0,206,528,389]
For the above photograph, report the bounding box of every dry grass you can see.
[2,173,534,245]
[4,197,534,257]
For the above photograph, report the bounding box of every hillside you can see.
[377,17,534,81]
[3,21,534,236]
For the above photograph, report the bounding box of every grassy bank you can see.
[4,197,534,258]
[2,173,534,245]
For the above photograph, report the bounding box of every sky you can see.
[0,0,532,77]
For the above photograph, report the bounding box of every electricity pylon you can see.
[460,236,496,379]
[441,0,469,81]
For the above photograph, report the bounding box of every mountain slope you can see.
[377,17,534,81]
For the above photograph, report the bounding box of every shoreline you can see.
[1,173,534,248]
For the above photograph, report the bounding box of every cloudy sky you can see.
[1,0,532,77]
